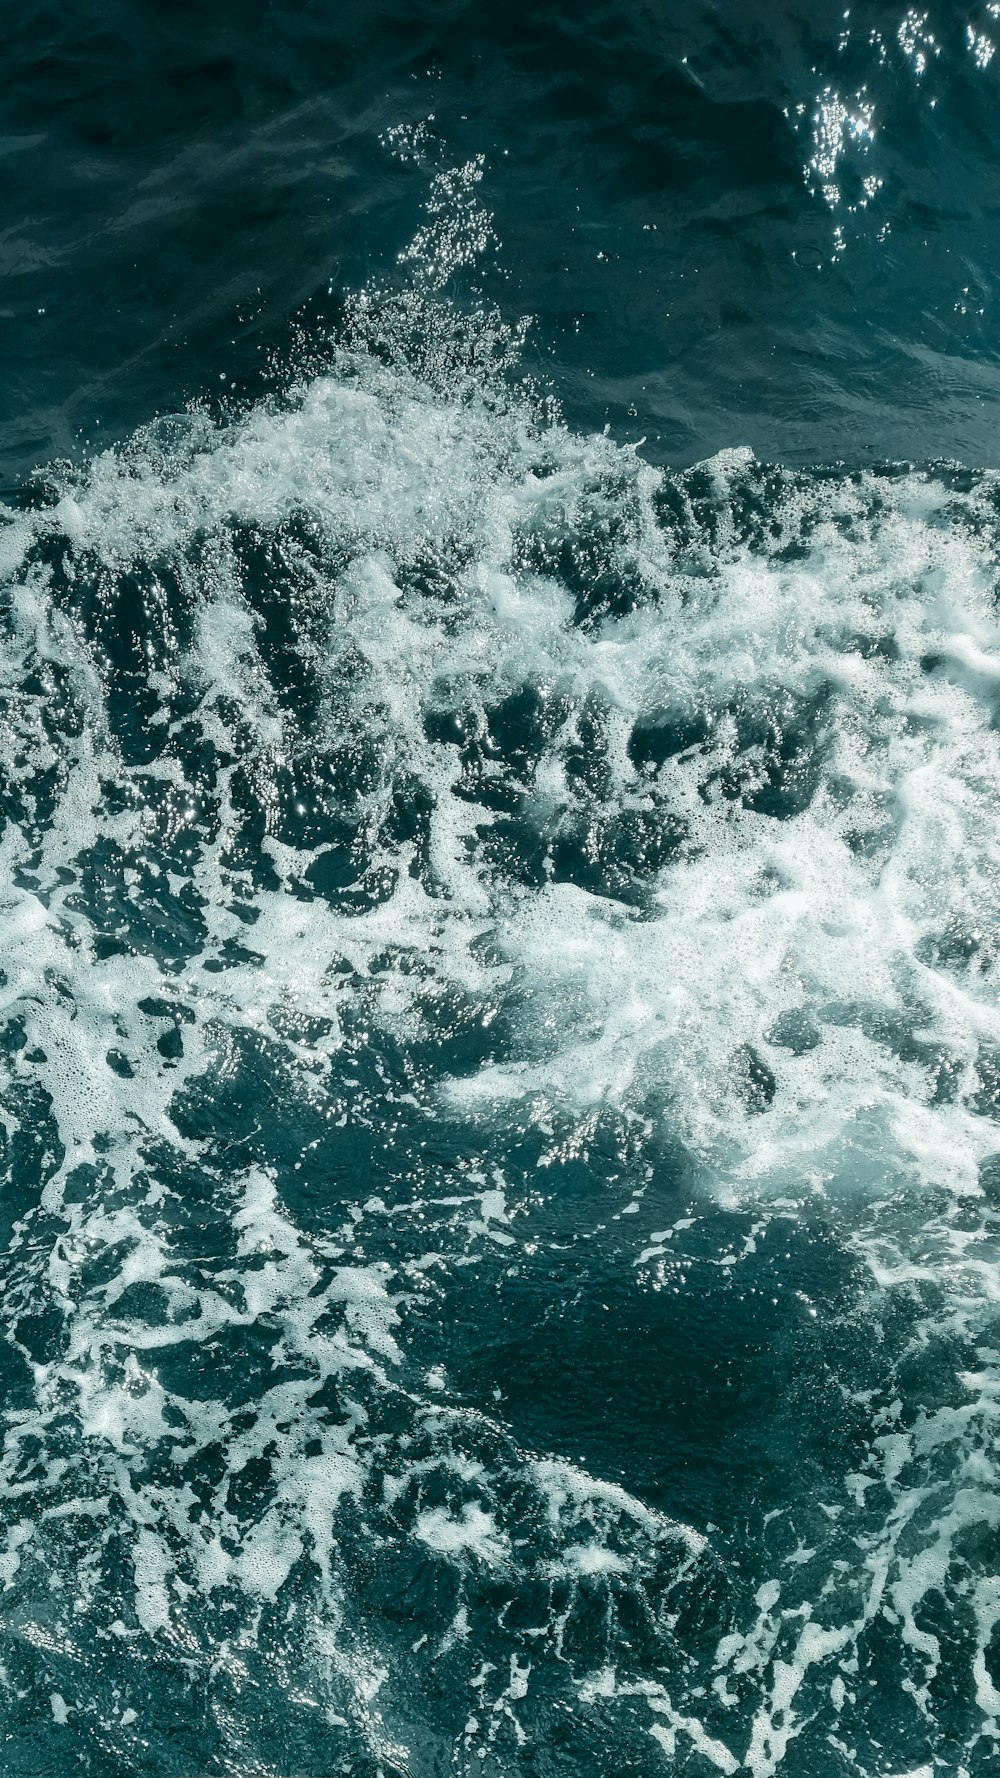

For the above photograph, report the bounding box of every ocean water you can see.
[3,4,1000,1775]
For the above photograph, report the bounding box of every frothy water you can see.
[1,170,1000,1776]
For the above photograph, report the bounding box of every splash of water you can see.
[0,157,998,1775]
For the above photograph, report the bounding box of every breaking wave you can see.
[0,163,999,1776]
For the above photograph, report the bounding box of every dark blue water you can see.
[6,0,1000,481]
[2,4,1000,1775]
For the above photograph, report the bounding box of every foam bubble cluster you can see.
[0,317,999,1771]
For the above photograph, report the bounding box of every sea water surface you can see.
[2,4,1000,1776]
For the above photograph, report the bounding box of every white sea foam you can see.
[0,213,999,1770]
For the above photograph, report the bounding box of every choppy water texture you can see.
[3,5,1000,1777]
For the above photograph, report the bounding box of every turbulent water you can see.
[4,5,1000,1777]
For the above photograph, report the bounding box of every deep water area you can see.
[2,4,1000,1776]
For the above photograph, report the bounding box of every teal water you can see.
[3,6,1000,1777]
